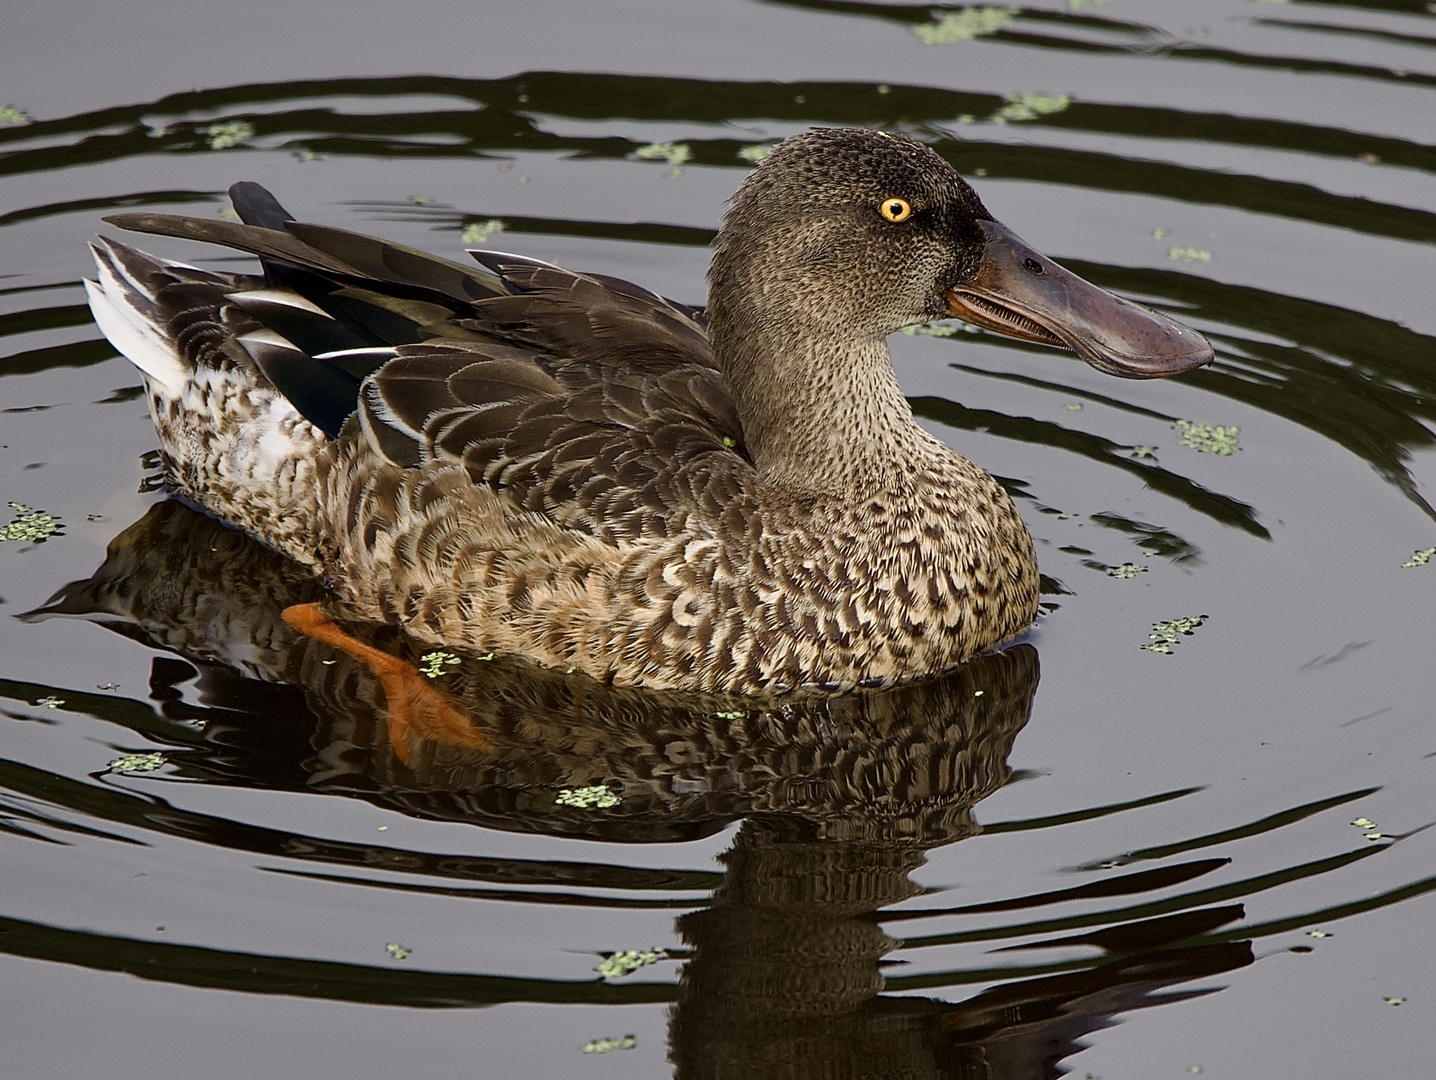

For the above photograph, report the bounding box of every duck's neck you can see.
[711,312,941,495]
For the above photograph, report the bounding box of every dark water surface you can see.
[3,1,1435,1076]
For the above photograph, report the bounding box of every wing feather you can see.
[102,187,750,549]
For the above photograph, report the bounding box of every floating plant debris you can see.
[911,7,1015,44]
[460,219,505,245]
[108,752,164,773]
[595,948,664,980]
[633,141,692,178]
[900,321,978,337]
[990,92,1071,123]
[204,121,254,150]
[1169,246,1212,263]
[582,1036,636,1055]
[0,502,62,543]
[1141,615,1207,654]
[418,650,461,678]
[1175,420,1239,455]
[556,785,620,809]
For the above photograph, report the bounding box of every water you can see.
[2,1,1434,1076]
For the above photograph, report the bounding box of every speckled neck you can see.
[708,309,943,495]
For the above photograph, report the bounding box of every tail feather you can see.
[102,210,503,307]
[85,240,188,391]
[229,180,296,232]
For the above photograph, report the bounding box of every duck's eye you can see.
[879,198,912,223]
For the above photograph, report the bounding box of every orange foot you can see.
[281,602,490,764]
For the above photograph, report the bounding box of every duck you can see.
[84,127,1210,700]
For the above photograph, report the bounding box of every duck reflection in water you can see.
[32,500,1252,1079]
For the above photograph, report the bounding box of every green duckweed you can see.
[418,650,461,678]
[557,785,620,809]
[1175,420,1239,455]
[1,503,62,543]
[460,219,505,245]
[911,7,1016,44]
[1141,615,1207,654]
[595,948,664,979]
[204,121,254,150]
[582,1035,637,1054]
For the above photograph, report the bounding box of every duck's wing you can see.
[465,249,712,375]
[104,186,749,541]
[105,185,718,431]
[356,343,749,542]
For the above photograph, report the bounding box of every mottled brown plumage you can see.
[85,128,1207,694]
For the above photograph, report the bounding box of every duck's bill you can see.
[945,220,1213,378]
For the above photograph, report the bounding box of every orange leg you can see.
[281,603,490,763]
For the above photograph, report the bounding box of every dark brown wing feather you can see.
[462,261,715,376]
[106,203,748,545]
[359,341,751,542]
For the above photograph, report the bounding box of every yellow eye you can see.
[879,197,912,222]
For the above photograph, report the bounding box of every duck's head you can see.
[709,128,1211,378]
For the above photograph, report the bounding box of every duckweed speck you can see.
[990,92,1071,123]
[1401,547,1434,567]
[1175,420,1240,455]
[595,949,664,979]
[1109,563,1147,579]
[0,105,31,126]
[911,7,1016,44]
[901,321,979,337]
[204,121,255,150]
[460,219,505,245]
[1169,246,1213,262]
[634,142,692,177]
[108,752,164,773]
[737,144,773,163]
[634,141,691,165]
[418,650,461,677]
[0,503,62,543]
[557,785,620,809]
[1141,615,1207,654]
[582,1036,637,1055]
[384,943,411,960]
